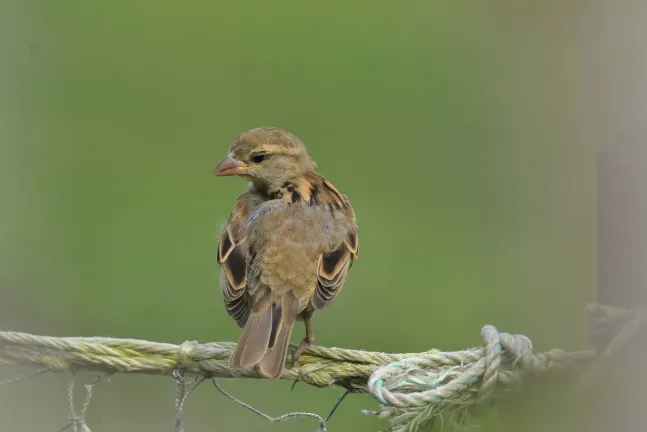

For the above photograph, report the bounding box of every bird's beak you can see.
[214,153,246,176]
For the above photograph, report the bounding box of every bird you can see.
[214,127,359,379]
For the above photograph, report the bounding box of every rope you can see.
[0,332,408,388]
[366,326,592,432]
[1,304,639,431]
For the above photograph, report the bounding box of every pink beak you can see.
[214,153,245,176]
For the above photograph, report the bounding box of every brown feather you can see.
[344,230,360,258]
[218,191,267,328]
[217,226,235,263]
[258,293,299,379]
[229,294,273,369]
[313,243,353,310]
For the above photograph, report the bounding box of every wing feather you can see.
[217,191,266,328]
[308,174,359,310]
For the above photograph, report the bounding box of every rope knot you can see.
[365,325,545,432]
[480,325,534,393]
[177,340,199,370]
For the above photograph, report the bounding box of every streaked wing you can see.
[295,174,359,310]
[313,226,358,309]
[217,191,266,327]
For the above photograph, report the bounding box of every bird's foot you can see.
[290,335,315,367]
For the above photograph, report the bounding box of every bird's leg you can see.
[291,314,315,366]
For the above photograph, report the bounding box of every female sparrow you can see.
[214,127,359,379]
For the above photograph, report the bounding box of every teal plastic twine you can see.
[365,325,588,432]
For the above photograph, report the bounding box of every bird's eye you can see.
[250,152,269,164]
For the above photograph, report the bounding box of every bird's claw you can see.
[290,336,314,368]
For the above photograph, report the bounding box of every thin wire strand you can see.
[81,376,103,419]
[68,378,79,432]
[54,423,72,432]
[173,369,186,415]
[174,371,206,432]
[212,377,328,431]
[0,368,49,386]
[54,374,102,432]
[325,390,350,423]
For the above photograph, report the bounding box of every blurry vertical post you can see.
[596,142,647,432]
[596,1,647,430]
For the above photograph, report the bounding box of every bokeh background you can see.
[0,1,615,431]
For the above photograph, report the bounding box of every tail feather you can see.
[229,296,273,369]
[258,294,298,379]
[268,303,282,349]
[259,320,296,379]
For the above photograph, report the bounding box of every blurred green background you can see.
[1,1,606,431]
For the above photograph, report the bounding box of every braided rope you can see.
[3,304,638,431]
[0,332,416,389]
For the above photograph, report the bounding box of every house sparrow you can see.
[214,127,359,379]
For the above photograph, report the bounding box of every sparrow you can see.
[214,127,359,379]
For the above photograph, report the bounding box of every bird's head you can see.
[214,127,317,190]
